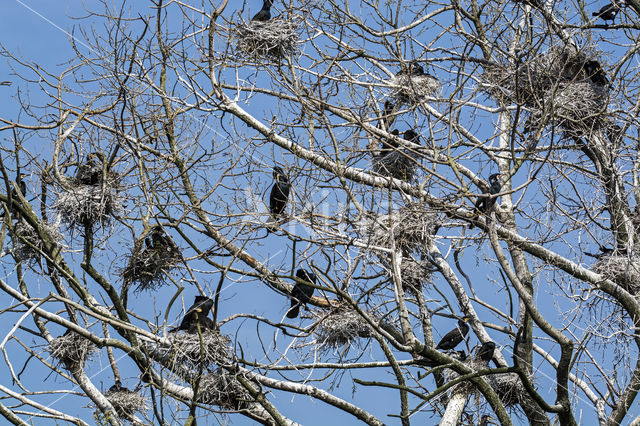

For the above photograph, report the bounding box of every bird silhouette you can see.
[175,296,215,333]
[252,0,273,22]
[286,269,316,318]
[474,173,502,214]
[436,317,470,350]
[592,3,619,24]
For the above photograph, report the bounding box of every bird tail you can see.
[286,304,300,319]
[592,12,599,16]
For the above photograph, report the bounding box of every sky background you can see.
[0,0,637,425]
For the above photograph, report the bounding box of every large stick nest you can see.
[482,47,609,135]
[388,74,440,105]
[372,149,420,181]
[364,203,438,255]
[232,18,300,59]
[54,178,124,231]
[488,372,529,408]
[49,331,96,367]
[592,254,640,294]
[10,220,64,263]
[197,370,252,410]
[104,389,149,419]
[121,239,182,292]
[145,330,231,374]
[385,257,434,294]
[312,307,375,348]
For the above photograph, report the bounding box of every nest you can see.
[365,203,438,255]
[312,308,374,348]
[388,74,440,104]
[11,220,64,263]
[592,255,640,294]
[54,180,124,231]
[488,372,529,407]
[232,18,300,59]
[49,331,96,367]
[395,257,434,294]
[482,47,609,135]
[104,389,148,419]
[146,330,231,376]
[121,241,182,292]
[372,149,420,181]
[198,370,252,410]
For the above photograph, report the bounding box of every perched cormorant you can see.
[592,3,619,23]
[75,153,102,186]
[397,61,425,77]
[474,173,502,214]
[252,0,273,22]
[286,268,316,318]
[403,129,420,145]
[476,341,496,362]
[380,129,400,155]
[8,172,27,219]
[176,295,215,333]
[584,246,628,259]
[435,317,470,350]
[269,166,291,219]
[108,380,127,393]
[584,60,610,87]
[150,226,182,259]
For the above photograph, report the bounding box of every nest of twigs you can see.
[372,149,420,181]
[441,358,492,402]
[146,330,231,375]
[232,18,300,58]
[393,257,434,294]
[54,179,123,231]
[11,220,64,262]
[388,74,440,104]
[482,47,609,135]
[364,203,438,255]
[198,370,252,410]
[49,332,96,367]
[312,308,374,348]
[592,255,640,294]
[104,389,148,419]
[488,372,529,407]
[121,240,182,292]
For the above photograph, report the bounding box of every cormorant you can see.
[592,3,619,23]
[397,61,425,77]
[380,129,400,155]
[474,173,502,214]
[252,0,273,22]
[150,226,181,259]
[9,172,27,219]
[403,129,420,145]
[269,166,291,219]
[476,341,496,362]
[584,60,610,87]
[286,268,316,318]
[378,100,397,131]
[585,246,628,259]
[176,295,215,333]
[75,153,102,186]
[435,316,470,350]
[108,380,127,393]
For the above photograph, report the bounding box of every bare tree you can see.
[1,0,640,424]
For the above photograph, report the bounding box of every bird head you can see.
[478,341,496,361]
[488,173,501,185]
[458,315,471,325]
[17,172,27,180]
[272,166,288,182]
[296,268,316,284]
[390,129,399,136]
[408,61,424,76]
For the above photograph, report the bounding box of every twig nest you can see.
[482,47,609,135]
[121,234,182,292]
[488,372,529,407]
[364,203,438,255]
[49,331,96,367]
[592,255,640,293]
[198,370,252,410]
[372,149,420,181]
[389,73,440,104]
[442,358,491,400]
[395,258,434,294]
[312,307,374,348]
[146,330,231,376]
[232,18,300,59]
[11,220,64,263]
[104,388,148,419]
[54,179,124,231]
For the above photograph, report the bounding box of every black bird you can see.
[75,153,102,186]
[474,173,502,214]
[150,226,182,260]
[108,380,127,393]
[592,3,619,23]
[584,60,610,87]
[397,60,425,77]
[476,341,496,362]
[584,246,628,259]
[269,166,291,219]
[252,0,273,22]
[176,295,215,333]
[435,316,470,351]
[378,100,397,130]
[403,129,420,145]
[380,129,400,155]
[286,268,316,318]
